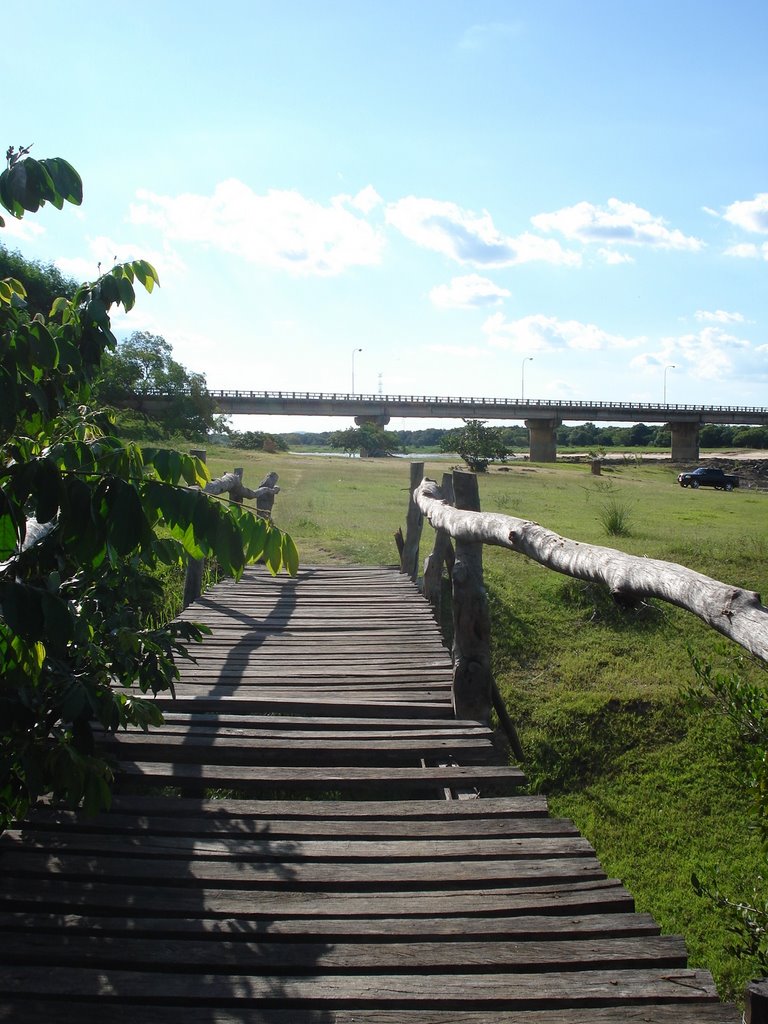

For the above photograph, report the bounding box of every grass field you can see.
[197,446,767,1001]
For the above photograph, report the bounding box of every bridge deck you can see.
[0,566,738,1021]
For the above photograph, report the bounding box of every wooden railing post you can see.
[183,450,207,609]
[423,472,455,617]
[450,471,492,723]
[747,980,768,1023]
[400,462,425,583]
[232,467,244,505]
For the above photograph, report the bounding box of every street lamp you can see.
[521,357,533,400]
[351,347,362,395]
[663,364,676,404]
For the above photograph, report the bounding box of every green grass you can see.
[187,448,767,1001]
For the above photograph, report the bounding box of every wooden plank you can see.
[37,794,551,820]
[97,735,495,767]
[0,1004,742,1024]
[0,851,606,887]
[2,933,688,971]
[112,761,527,793]
[0,966,721,1003]
[0,911,662,940]
[0,877,635,917]
[2,831,595,861]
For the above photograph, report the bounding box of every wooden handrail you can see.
[414,475,768,665]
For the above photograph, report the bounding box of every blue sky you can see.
[5,0,767,432]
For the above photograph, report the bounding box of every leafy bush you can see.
[0,146,297,829]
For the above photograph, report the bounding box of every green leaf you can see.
[281,532,299,576]
[33,458,62,524]
[0,582,45,641]
[263,525,283,575]
[0,512,16,560]
[27,321,59,371]
[117,275,135,312]
[105,478,149,555]
[39,158,83,206]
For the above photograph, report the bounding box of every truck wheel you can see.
[725,483,733,491]
[692,480,700,489]
[680,482,687,488]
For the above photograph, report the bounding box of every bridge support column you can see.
[670,421,700,462]
[355,414,391,427]
[525,418,561,463]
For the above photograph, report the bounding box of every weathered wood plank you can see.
[0,910,661,940]
[2,830,595,861]
[2,934,687,971]
[0,1004,741,1024]
[0,966,720,1003]
[0,877,635,917]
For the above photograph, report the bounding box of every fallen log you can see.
[414,477,768,664]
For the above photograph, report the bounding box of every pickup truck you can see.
[677,466,739,491]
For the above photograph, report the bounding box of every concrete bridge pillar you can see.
[355,414,391,427]
[670,421,700,462]
[525,418,561,463]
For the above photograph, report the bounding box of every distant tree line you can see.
[272,422,768,451]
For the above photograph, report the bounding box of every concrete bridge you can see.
[138,389,768,462]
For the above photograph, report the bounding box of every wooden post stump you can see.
[450,471,492,723]
[423,472,455,618]
[400,462,425,583]
[747,979,768,1023]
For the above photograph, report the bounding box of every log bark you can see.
[204,472,280,507]
[450,472,492,724]
[400,462,425,582]
[414,477,768,663]
[422,473,455,615]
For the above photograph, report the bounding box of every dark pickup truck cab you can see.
[677,467,739,490]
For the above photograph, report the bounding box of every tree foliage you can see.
[96,330,220,438]
[441,419,509,472]
[0,146,297,830]
[230,430,288,452]
[0,243,78,317]
[328,423,402,457]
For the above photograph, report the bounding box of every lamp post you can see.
[521,357,533,401]
[663,364,676,404]
[351,347,362,395]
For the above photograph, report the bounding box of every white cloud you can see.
[482,312,642,353]
[724,241,768,260]
[597,247,634,265]
[694,309,746,324]
[1,217,45,242]
[55,235,186,284]
[723,193,768,234]
[349,185,382,215]
[701,206,720,218]
[129,179,385,276]
[531,198,704,252]
[386,197,580,267]
[631,326,757,382]
[430,274,510,309]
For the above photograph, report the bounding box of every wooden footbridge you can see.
[0,557,740,1021]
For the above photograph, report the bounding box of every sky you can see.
[4,0,767,433]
